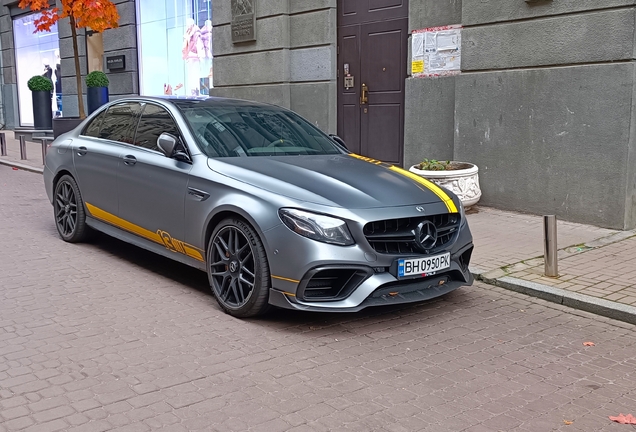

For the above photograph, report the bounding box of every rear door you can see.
[74,102,141,218]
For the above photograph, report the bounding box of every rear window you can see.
[98,102,143,144]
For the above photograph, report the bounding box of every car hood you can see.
[208,154,450,209]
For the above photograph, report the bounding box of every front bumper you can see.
[265,214,474,312]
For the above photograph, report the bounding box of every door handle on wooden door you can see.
[360,83,368,104]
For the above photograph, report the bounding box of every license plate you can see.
[398,253,451,278]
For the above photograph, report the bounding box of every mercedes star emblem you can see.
[415,221,438,250]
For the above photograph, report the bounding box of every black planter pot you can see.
[87,86,109,115]
[53,117,85,138]
[32,90,53,130]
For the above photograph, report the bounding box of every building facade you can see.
[1,0,635,229]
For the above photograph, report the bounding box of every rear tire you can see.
[207,218,271,317]
[53,175,89,243]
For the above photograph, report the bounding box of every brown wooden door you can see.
[337,0,408,165]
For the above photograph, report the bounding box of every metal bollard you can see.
[543,215,558,277]
[19,135,27,160]
[41,140,47,165]
[0,132,6,156]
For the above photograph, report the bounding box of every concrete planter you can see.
[409,162,482,209]
[53,117,84,138]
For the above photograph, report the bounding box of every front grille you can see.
[363,213,461,255]
[300,268,371,301]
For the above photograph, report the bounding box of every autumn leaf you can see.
[609,413,636,424]
[582,342,595,346]
[18,0,119,33]
[563,420,573,425]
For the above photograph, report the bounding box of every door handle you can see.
[187,187,210,201]
[122,155,137,166]
[360,83,368,105]
[77,146,87,156]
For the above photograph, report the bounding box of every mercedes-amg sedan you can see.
[43,96,474,317]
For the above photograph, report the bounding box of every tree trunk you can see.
[69,15,86,119]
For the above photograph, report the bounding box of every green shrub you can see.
[86,71,109,88]
[27,75,53,92]
[416,159,452,171]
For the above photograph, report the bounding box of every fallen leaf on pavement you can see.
[583,342,595,346]
[609,413,636,424]
[12,167,18,170]
[563,420,573,425]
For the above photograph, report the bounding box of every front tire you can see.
[53,175,89,243]
[207,218,271,317]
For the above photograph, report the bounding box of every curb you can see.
[471,268,636,326]
[0,159,44,174]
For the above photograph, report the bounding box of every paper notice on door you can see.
[411,60,424,74]
[412,32,424,58]
[436,30,460,51]
[425,32,437,53]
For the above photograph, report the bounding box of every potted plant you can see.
[409,159,482,209]
[19,0,120,137]
[86,71,110,115]
[27,75,53,130]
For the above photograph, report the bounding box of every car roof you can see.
[118,95,280,110]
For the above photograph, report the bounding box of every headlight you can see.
[458,199,466,225]
[279,209,354,246]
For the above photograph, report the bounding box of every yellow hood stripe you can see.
[349,154,458,213]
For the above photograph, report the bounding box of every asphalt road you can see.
[1,165,635,432]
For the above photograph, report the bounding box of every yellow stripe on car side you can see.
[348,153,458,214]
[85,203,205,262]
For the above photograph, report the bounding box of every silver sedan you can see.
[43,96,474,317]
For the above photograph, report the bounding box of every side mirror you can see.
[329,134,348,150]
[157,133,177,157]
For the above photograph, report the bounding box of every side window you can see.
[133,104,181,152]
[98,102,143,144]
[82,110,106,137]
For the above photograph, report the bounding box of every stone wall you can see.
[406,0,636,229]
[210,0,337,133]
[59,0,138,117]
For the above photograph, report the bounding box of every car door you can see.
[117,102,194,257]
[73,102,141,219]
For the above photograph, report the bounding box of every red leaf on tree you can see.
[582,341,595,346]
[609,413,636,424]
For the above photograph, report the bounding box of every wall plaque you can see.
[106,55,125,71]
[231,0,256,43]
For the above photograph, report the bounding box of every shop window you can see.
[86,32,104,73]
[13,13,61,126]
[136,0,213,98]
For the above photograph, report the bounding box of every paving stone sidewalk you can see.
[2,128,636,323]
[467,207,636,323]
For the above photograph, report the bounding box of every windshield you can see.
[178,103,346,158]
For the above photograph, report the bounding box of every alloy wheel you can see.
[209,226,256,309]
[55,180,78,237]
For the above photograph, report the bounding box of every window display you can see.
[13,13,61,126]
[137,0,213,98]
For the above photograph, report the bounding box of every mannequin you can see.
[201,20,212,59]
[42,59,55,113]
[54,49,62,116]
[182,18,204,95]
